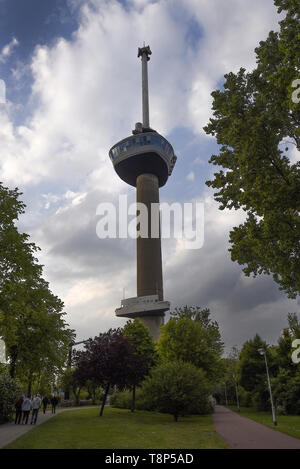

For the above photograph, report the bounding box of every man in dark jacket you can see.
[15,395,24,424]
[42,396,49,414]
[50,395,58,414]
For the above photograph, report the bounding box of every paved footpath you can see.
[213,405,300,449]
[0,406,98,449]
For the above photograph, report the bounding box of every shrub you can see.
[276,405,287,416]
[110,388,155,411]
[142,360,213,421]
[60,400,74,407]
[0,374,20,423]
[238,386,252,407]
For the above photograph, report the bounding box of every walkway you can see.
[0,406,98,449]
[213,405,300,449]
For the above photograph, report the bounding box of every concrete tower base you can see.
[139,315,164,342]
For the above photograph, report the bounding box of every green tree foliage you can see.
[204,0,300,298]
[73,329,148,416]
[276,312,300,369]
[237,334,278,410]
[123,319,157,411]
[110,388,155,412]
[158,307,223,381]
[271,312,300,413]
[0,182,74,388]
[142,361,213,422]
[0,373,20,422]
[216,347,240,406]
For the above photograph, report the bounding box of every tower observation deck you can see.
[109,45,177,341]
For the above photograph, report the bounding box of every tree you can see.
[276,312,300,370]
[158,307,223,381]
[217,347,240,406]
[237,334,278,410]
[204,0,300,298]
[0,373,20,423]
[74,329,142,416]
[0,182,75,386]
[123,318,157,412]
[170,306,223,357]
[270,312,300,414]
[142,361,212,422]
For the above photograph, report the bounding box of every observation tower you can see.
[109,46,177,341]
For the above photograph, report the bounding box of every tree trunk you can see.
[73,385,81,405]
[100,383,110,417]
[174,413,178,422]
[27,371,33,397]
[131,384,136,412]
[9,346,18,379]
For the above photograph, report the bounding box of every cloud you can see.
[2,0,297,347]
[186,171,195,181]
[0,0,280,187]
[0,37,19,63]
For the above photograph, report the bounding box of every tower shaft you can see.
[136,173,163,300]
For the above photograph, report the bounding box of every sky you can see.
[0,0,299,354]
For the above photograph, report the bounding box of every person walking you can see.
[50,395,58,414]
[14,395,24,424]
[21,395,32,424]
[42,396,49,414]
[31,394,42,425]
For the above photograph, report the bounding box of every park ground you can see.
[2,407,229,449]
[3,406,300,449]
[227,405,300,440]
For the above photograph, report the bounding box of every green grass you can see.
[4,407,228,449]
[228,406,300,440]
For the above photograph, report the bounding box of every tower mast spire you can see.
[138,45,152,129]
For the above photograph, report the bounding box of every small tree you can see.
[123,319,157,412]
[74,329,140,416]
[158,309,223,381]
[142,361,212,422]
[0,373,20,423]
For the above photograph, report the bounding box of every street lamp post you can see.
[233,373,240,412]
[258,347,277,426]
[65,339,89,400]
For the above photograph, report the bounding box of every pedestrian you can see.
[50,395,58,414]
[42,396,49,414]
[14,395,24,424]
[21,395,32,424]
[31,394,42,425]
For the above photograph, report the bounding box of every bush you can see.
[142,360,213,421]
[60,400,74,407]
[110,388,155,411]
[0,374,20,423]
[238,386,252,407]
[251,390,270,411]
[276,405,287,416]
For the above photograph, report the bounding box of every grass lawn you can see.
[228,406,300,440]
[4,407,228,449]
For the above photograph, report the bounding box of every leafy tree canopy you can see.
[0,182,74,387]
[158,307,223,381]
[204,0,300,298]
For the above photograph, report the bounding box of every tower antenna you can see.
[137,45,152,128]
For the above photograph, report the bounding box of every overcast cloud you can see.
[0,0,298,352]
